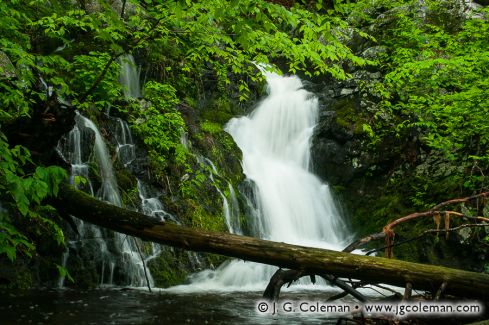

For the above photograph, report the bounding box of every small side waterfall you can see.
[58,113,152,287]
[198,156,242,235]
[176,71,350,291]
[137,180,179,224]
[80,116,123,207]
[115,118,136,167]
[58,53,188,288]
[119,54,141,99]
[56,113,113,287]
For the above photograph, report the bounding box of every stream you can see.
[0,288,361,324]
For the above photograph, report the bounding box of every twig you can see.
[78,53,120,103]
[384,210,489,233]
[320,274,368,302]
[165,175,173,197]
[342,232,385,253]
[342,193,489,255]
[328,281,367,301]
[435,282,448,301]
[363,286,388,297]
[134,240,152,292]
[403,282,412,301]
[369,283,402,297]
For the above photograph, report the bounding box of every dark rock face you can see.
[5,96,77,166]
[308,67,384,187]
[56,118,95,165]
[308,76,483,269]
[312,115,355,185]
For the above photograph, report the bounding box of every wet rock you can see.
[58,122,95,164]
[340,88,356,96]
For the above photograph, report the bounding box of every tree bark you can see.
[53,184,489,300]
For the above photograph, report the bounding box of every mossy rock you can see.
[333,97,367,137]
[201,96,238,124]
[115,166,137,191]
[147,248,189,288]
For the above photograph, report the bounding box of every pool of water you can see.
[0,287,361,324]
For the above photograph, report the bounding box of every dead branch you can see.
[403,282,413,301]
[342,232,385,253]
[430,192,489,212]
[435,281,448,301]
[365,223,489,256]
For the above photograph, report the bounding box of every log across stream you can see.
[53,184,489,300]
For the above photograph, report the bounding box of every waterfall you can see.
[58,54,178,288]
[115,118,136,167]
[82,115,154,287]
[56,113,113,288]
[137,179,179,224]
[57,113,151,287]
[80,116,123,207]
[227,71,348,246]
[173,71,349,291]
[197,155,242,235]
[119,54,141,98]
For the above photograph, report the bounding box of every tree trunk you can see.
[53,184,489,300]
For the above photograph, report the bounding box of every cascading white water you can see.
[173,71,350,291]
[83,117,153,287]
[119,54,141,98]
[115,118,136,167]
[59,54,178,288]
[80,116,123,208]
[197,156,242,236]
[58,114,94,195]
[136,179,184,274]
[137,180,179,225]
[58,112,151,287]
[116,55,137,168]
[56,113,112,288]
[227,72,348,247]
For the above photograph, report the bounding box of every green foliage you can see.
[71,52,121,110]
[0,132,67,262]
[0,219,34,262]
[130,82,189,169]
[138,0,369,101]
[355,1,489,196]
[200,121,223,135]
[5,0,487,283]
[56,264,74,283]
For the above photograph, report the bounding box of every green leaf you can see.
[56,264,74,283]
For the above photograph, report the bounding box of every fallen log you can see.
[53,184,489,300]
